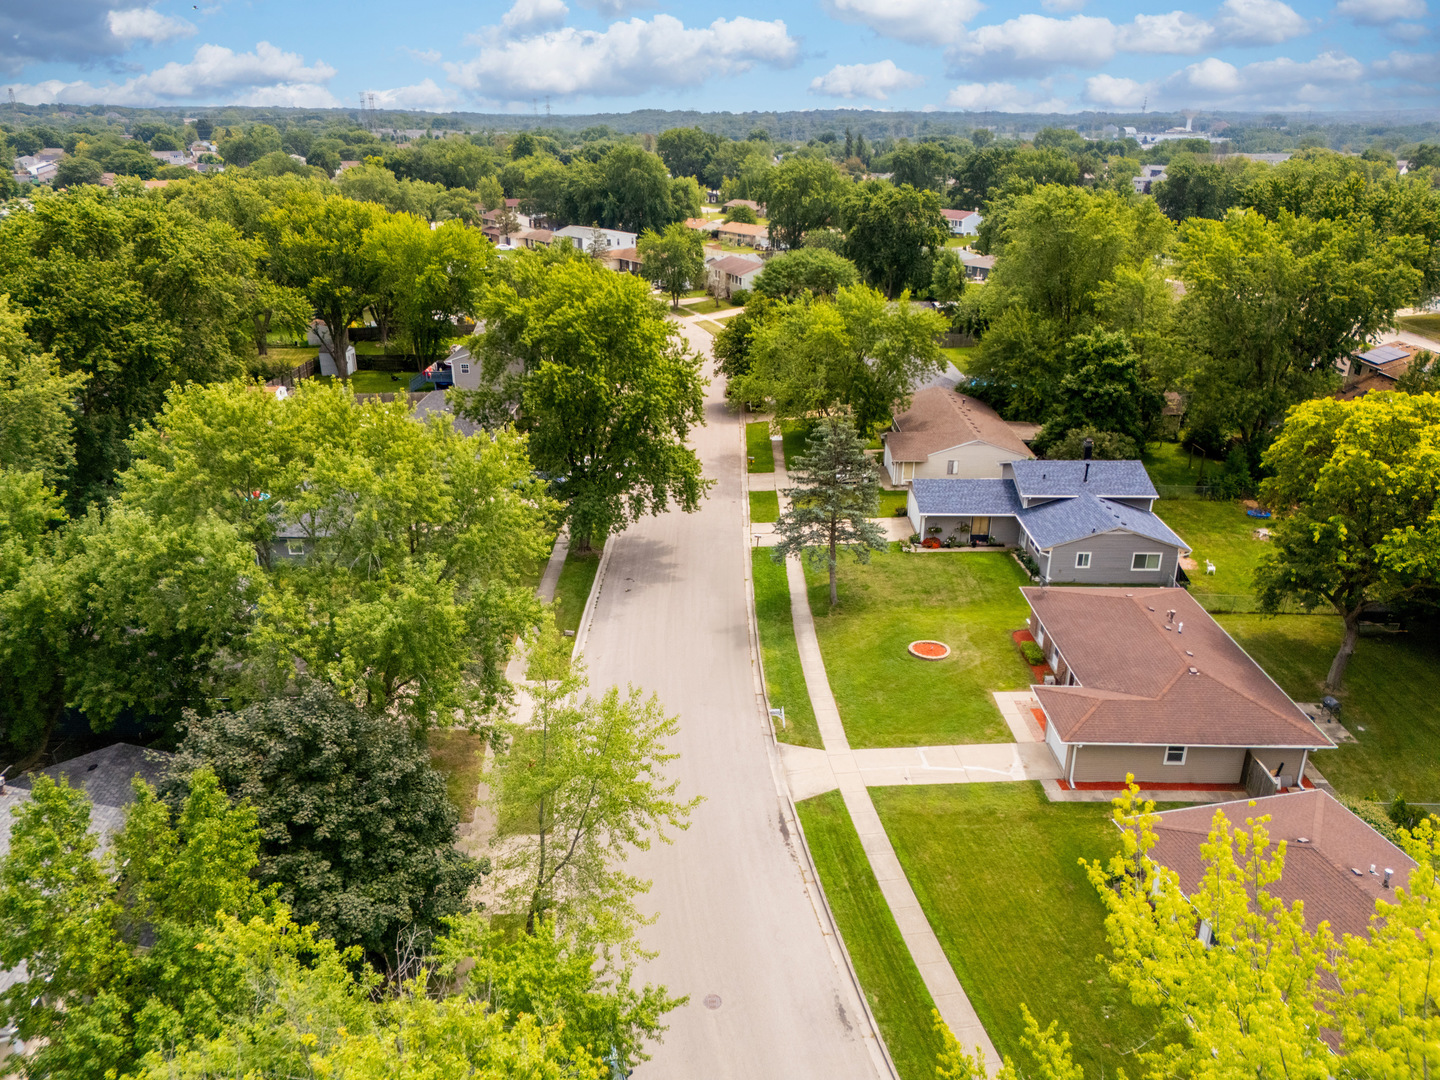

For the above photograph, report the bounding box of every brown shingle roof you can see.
[718,221,769,237]
[883,387,1034,462]
[1148,790,1415,940]
[1027,587,1332,749]
[711,255,764,277]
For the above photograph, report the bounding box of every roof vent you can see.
[1177,622,1184,634]
[1296,837,1310,843]
[1350,867,1363,876]
[1188,666,1198,675]
[1166,609,1177,622]
[1185,650,1194,657]
[1147,606,1155,612]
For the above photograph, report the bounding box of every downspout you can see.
[1298,748,1309,787]
[1068,744,1080,785]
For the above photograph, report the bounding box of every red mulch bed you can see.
[1011,629,1052,683]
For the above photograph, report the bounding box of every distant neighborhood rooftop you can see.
[885,387,1033,462]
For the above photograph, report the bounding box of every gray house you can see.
[905,459,1190,586]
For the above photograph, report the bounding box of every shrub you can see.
[725,204,759,224]
[729,288,750,306]
[1020,640,1046,665]
[893,506,907,517]
[909,533,920,545]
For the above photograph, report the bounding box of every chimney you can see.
[1083,436,1093,461]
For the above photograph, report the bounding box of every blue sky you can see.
[1,0,1435,115]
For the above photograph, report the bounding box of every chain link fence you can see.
[1192,593,1319,615]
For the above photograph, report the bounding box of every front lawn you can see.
[683,296,739,315]
[428,730,486,824]
[874,783,1161,1076]
[314,371,429,394]
[745,421,775,473]
[553,550,602,636]
[805,546,1033,747]
[751,550,821,747]
[877,490,910,520]
[798,791,942,1080]
[1155,499,1270,602]
[1398,312,1440,341]
[938,346,977,373]
[749,490,779,523]
[695,320,726,335]
[1219,614,1440,803]
[781,419,812,470]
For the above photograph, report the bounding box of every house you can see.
[958,250,995,281]
[716,221,771,249]
[336,159,361,173]
[514,227,554,249]
[410,343,480,392]
[684,216,718,235]
[1340,340,1426,399]
[603,246,644,275]
[707,255,764,298]
[1133,165,1168,194]
[906,459,1191,582]
[552,225,638,254]
[1024,586,1332,786]
[150,149,190,168]
[940,208,982,236]
[882,387,1034,485]
[1145,789,1415,941]
[723,198,764,215]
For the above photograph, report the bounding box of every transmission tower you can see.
[7,88,15,110]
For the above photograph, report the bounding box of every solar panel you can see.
[1359,345,1409,365]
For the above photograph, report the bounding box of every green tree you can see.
[493,631,699,956]
[752,247,860,301]
[219,124,282,167]
[172,682,486,958]
[1255,392,1440,691]
[930,249,967,304]
[771,416,887,608]
[1395,349,1439,393]
[763,156,849,251]
[1153,155,1252,221]
[656,126,722,181]
[0,768,265,1080]
[267,190,386,378]
[723,202,759,224]
[461,252,709,549]
[889,141,955,194]
[842,183,948,297]
[53,156,104,187]
[1045,426,1140,461]
[737,285,945,431]
[1174,209,1423,459]
[1035,332,1161,452]
[0,296,86,483]
[638,221,705,310]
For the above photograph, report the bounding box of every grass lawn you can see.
[938,345,977,373]
[314,371,430,394]
[683,296,739,315]
[751,549,821,747]
[1398,312,1440,341]
[552,550,602,636]
[749,490,779,523]
[1155,499,1270,602]
[781,419,812,469]
[798,791,942,1080]
[259,345,316,365]
[805,546,1033,747]
[874,783,1161,1076]
[695,320,726,335]
[1219,614,1440,802]
[746,421,775,473]
[428,730,487,823]
[877,490,909,519]
[1142,441,1222,493]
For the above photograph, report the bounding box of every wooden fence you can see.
[265,356,317,388]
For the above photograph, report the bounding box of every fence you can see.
[1192,592,1318,615]
[265,356,317,389]
[939,332,977,348]
[356,354,418,373]
[1154,482,1214,501]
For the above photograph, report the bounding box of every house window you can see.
[1132,552,1162,571]
[286,539,305,556]
[1164,745,1186,765]
[459,363,470,374]
[1074,552,1091,569]
[946,460,958,475]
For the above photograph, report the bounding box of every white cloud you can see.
[820,0,985,46]
[1335,0,1428,23]
[1373,50,1440,81]
[501,0,570,35]
[1166,49,1364,104]
[809,59,924,99]
[106,7,196,43]
[369,78,459,109]
[1085,73,1150,106]
[948,14,1117,74]
[6,40,337,106]
[1117,11,1213,54]
[446,14,797,99]
[944,80,1070,110]
[1041,0,1086,12]
[1212,0,1310,45]
[573,0,652,14]
[402,47,443,63]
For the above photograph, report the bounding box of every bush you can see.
[725,204,759,224]
[1020,640,1046,665]
[893,506,908,517]
[909,533,921,545]
[1208,446,1256,500]
[729,288,750,307]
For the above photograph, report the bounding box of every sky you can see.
[0,0,1435,116]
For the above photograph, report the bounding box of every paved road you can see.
[579,318,884,1080]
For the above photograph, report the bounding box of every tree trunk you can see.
[829,524,839,608]
[1324,609,1363,693]
[253,310,272,356]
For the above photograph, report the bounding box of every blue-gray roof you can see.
[1009,460,1158,501]
[911,478,1023,516]
[1017,491,1189,551]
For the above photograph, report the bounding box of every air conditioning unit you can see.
[1043,675,1056,685]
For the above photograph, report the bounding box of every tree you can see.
[0,296,86,484]
[1044,426,1140,461]
[1175,209,1424,460]
[763,156,849,251]
[171,682,487,959]
[219,123,282,166]
[842,183,948,297]
[656,126,721,182]
[638,221,705,310]
[0,768,265,1080]
[752,247,859,301]
[1395,349,1439,393]
[267,190,387,379]
[589,144,680,233]
[891,142,956,193]
[1035,332,1162,453]
[723,203,759,224]
[930,249,967,304]
[737,285,945,432]
[461,252,709,549]
[366,213,494,371]
[772,416,887,607]
[492,630,699,956]
[1255,392,1440,691]
[53,155,103,187]
[1153,155,1252,221]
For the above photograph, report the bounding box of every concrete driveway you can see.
[578,316,886,1079]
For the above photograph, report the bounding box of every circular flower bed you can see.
[908,640,951,661]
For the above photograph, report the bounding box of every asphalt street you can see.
[578,317,885,1079]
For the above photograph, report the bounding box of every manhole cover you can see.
[702,994,722,1010]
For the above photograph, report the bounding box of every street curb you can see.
[570,538,614,661]
[739,407,900,1080]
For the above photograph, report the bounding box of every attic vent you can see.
[1297,837,1310,844]
[1147,606,1155,612]
[1350,867,1363,876]
[1188,667,1198,675]
[1185,650,1194,657]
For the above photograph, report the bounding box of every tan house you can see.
[603,246,644,275]
[716,221,771,249]
[707,255,764,297]
[881,387,1034,484]
[1025,587,1333,787]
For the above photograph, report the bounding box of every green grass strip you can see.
[553,550,601,635]
[746,421,775,473]
[750,549,821,748]
[749,490,779,523]
[798,790,944,1080]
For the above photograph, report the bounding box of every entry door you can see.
[972,516,989,537]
